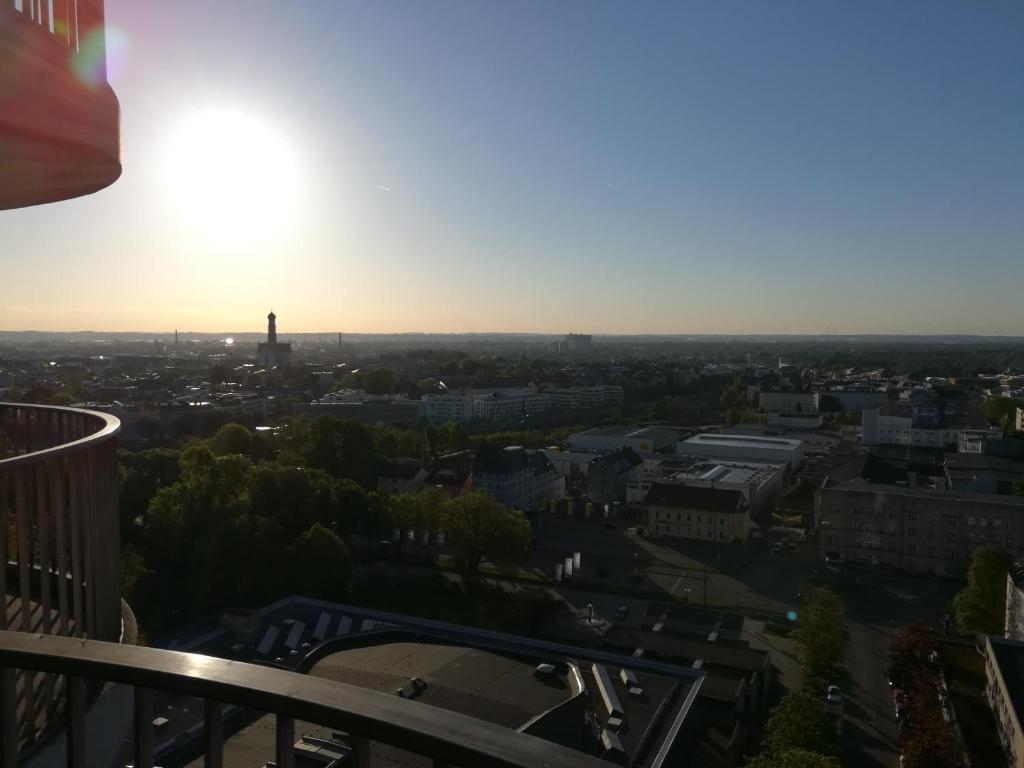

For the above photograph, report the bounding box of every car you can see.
[615,605,629,620]
[826,684,842,706]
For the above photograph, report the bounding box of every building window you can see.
[908,544,916,555]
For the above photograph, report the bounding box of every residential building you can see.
[1018,407,1024,434]
[862,403,986,449]
[472,389,551,421]
[820,390,889,413]
[377,459,428,495]
[758,391,818,413]
[677,433,804,471]
[642,483,751,542]
[984,636,1024,767]
[547,385,624,410]
[423,392,474,423]
[944,453,1024,495]
[470,445,565,512]
[767,412,823,429]
[586,447,644,505]
[564,333,593,352]
[1005,568,1024,641]
[816,478,1024,576]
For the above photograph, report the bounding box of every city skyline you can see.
[2,1,1022,335]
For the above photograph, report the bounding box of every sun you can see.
[160,108,302,245]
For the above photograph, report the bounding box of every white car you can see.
[826,685,842,706]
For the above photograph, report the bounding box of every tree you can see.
[440,492,530,589]
[761,691,840,757]
[210,422,253,456]
[285,523,352,600]
[746,749,841,768]
[888,623,939,688]
[791,587,848,686]
[364,368,398,395]
[725,407,740,427]
[818,395,842,414]
[954,544,1013,634]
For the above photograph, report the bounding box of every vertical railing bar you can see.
[37,462,52,636]
[0,668,16,768]
[66,675,85,768]
[53,458,69,635]
[0,471,8,631]
[204,699,223,768]
[133,686,154,768]
[82,449,96,638]
[276,715,295,768]
[353,736,372,768]
[15,468,31,632]
[69,454,84,636]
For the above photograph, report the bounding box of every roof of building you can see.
[472,445,555,477]
[645,483,747,513]
[681,433,802,452]
[821,478,1024,506]
[593,446,644,474]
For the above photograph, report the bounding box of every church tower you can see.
[268,311,277,345]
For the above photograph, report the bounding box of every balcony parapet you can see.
[0,630,613,768]
[0,0,122,209]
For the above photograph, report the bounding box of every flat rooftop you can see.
[681,434,802,450]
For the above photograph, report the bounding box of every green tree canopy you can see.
[364,367,398,395]
[210,422,253,456]
[746,749,841,768]
[286,522,352,600]
[761,691,840,757]
[791,586,848,686]
[954,544,1013,634]
[440,492,530,588]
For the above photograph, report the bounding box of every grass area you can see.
[941,641,1007,768]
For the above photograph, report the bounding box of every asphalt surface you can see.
[532,513,961,768]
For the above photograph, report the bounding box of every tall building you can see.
[256,310,293,367]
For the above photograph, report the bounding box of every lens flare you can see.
[70,25,129,87]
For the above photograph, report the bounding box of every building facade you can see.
[677,433,803,470]
[816,479,1024,575]
[642,483,751,543]
[586,447,644,505]
[256,311,293,368]
[985,636,1024,768]
[470,446,565,512]
[758,391,819,414]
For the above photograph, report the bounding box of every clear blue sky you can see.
[2,0,1022,335]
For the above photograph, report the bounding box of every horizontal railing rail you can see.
[0,630,614,768]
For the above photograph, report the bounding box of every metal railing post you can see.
[133,686,154,768]
[1,668,17,768]
[276,715,295,768]
[66,675,85,768]
[204,699,224,768]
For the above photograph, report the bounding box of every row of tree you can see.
[888,624,963,768]
[747,587,848,767]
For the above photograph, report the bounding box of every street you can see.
[532,513,960,768]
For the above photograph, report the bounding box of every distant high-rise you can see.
[564,333,593,352]
[256,310,292,367]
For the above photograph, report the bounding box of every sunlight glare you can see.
[161,108,302,246]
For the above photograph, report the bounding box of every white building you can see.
[423,393,474,423]
[676,433,804,470]
[759,391,818,414]
[628,456,784,515]
[568,426,678,454]
[470,446,564,512]
[1017,407,1024,434]
[472,390,551,421]
[861,408,961,449]
[547,385,624,410]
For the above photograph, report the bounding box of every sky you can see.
[1,0,1022,336]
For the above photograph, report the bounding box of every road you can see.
[532,514,960,768]
[843,624,901,768]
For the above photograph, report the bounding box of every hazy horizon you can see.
[2,1,1022,335]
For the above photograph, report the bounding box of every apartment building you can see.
[470,445,565,512]
[547,385,624,411]
[643,483,751,543]
[423,392,474,423]
[586,447,644,505]
[985,636,1024,768]
[816,478,1024,575]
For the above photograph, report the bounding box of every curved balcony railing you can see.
[0,404,122,750]
[0,630,612,768]
[0,0,122,209]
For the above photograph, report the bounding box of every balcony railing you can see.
[0,0,122,209]
[0,630,613,768]
[0,403,122,750]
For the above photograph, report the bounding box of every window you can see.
[908,544,916,555]
[945,514,956,527]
